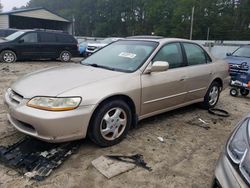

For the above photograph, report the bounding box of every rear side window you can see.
[20,33,38,43]
[183,43,207,66]
[57,34,75,43]
[153,43,184,69]
[40,33,57,43]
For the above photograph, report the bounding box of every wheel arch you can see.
[212,77,223,90]
[87,94,137,136]
[0,48,18,56]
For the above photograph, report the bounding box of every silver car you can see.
[212,114,250,188]
[4,38,230,147]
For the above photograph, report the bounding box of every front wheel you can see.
[0,50,17,63]
[88,100,132,147]
[202,82,221,109]
[60,51,72,62]
[230,88,239,97]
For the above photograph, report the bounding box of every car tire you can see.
[202,81,221,109]
[88,100,132,147]
[230,88,239,97]
[240,88,249,96]
[0,50,17,63]
[60,51,71,62]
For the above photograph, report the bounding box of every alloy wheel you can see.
[100,107,127,141]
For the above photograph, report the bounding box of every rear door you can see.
[182,42,214,101]
[141,42,188,116]
[16,32,40,59]
[39,32,58,59]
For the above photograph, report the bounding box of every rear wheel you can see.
[202,82,221,109]
[60,51,71,62]
[88,100,132,147]
[0,50,17,63]
[240,88,249,96]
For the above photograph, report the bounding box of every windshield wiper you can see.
[85,63,116,71]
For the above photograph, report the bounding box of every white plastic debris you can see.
[157,137,164,142]
[198,118,209,125]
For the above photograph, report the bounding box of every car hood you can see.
[11,64,124,98]
[225,56,250,65]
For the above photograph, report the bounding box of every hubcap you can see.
[3,52,15,63]
[209,86,219,106]
[62,52,70,61]
[100,108,127,141]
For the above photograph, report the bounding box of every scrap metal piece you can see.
[0,137,81,181]
[107,154,152,171]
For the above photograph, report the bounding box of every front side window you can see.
[20,33,38,43]
[81,40,158,72]
[183,43,207,66]
[153,43,184,69]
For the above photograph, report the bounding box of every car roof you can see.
[121,37,192,44]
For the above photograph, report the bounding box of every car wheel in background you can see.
[60,51,72,62]
[202,82,221,109]
[0,50,17,63]
[230,88,239,97]
[88,100,132,147]
[240,88,249,96]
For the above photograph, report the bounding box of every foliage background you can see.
[14,0,250,40]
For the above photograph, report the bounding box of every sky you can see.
[1,0,30,12]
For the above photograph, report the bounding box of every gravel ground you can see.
[0,59,249,188]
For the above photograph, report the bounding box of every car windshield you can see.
[81,40,158,72]
[233,46,250,58]
[5,31,25,41]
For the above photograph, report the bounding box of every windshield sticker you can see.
[119,52,137,59]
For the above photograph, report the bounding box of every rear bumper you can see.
[214,152,249,188]
[4,92,96,143]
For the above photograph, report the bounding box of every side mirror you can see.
[18,39,24,43]
[226,52,232,56]
[145,61,169,74]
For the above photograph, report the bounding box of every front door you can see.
[141,42,188,117]
[16,32,40,59]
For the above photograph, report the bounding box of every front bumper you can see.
[214,151,249,188]
[4,91,96,143]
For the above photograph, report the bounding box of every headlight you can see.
[27,97,81,111]
[227,118,250,184]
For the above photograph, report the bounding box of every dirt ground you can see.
[0,59,249,188]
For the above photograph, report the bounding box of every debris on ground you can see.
[92,156,136,179]
[107,154,152,172]
[198,118,209,125]
[208,108,230,117]
[186,118,211,130]
[157,137,164,142]
[0,137,81,181]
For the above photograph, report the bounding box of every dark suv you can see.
[0,30,79,63]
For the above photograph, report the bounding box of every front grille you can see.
[7,89,24,105]
[87,46,97,51]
